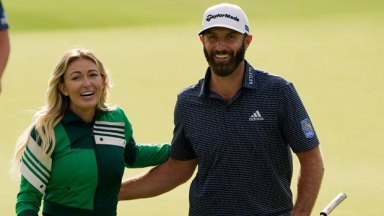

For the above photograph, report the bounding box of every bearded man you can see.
[119,3,324,216]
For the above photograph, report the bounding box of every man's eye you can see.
[227,35,236,39]
[207,36,217,41]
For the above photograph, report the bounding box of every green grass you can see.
[1,1,383,215]
[4,0,384,31]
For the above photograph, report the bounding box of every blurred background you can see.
[1,0,383,215]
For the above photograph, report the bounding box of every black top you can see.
[170,60,319,215]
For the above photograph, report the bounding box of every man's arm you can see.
[0,29,10,93]
[292,145,324,216]
[119,157,197,200]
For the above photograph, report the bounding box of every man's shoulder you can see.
[244,60,290,88]
[251,67,291,90]
[177,78,204,98]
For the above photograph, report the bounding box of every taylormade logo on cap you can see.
[206,14,240,22]
[199,3,250,35]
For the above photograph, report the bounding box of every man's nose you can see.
[215,38,227,51]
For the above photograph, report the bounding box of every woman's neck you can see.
[70,107,96,123]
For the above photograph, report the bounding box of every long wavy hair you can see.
[11,48,113,174]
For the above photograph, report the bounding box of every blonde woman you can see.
[13,48,169,216]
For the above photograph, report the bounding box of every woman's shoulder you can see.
[98,107,128,121]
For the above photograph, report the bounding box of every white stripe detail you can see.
[93,130,125,138]
[26,136,52,170]
[24,149,51,180]
[249,110,264,121]
[95,121,125,127]
[20,161,47,194]
[94,135,126,148]
[93,125,124,133]
[256,110,262,117]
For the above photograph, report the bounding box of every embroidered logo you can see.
[300,118,315,138]
[249,110,264,121]
[206,13,239,22]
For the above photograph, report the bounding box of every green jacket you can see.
[16,108,170,216]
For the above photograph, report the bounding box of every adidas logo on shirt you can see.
[249,110,264,121]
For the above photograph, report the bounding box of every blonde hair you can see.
[11,48,113,174]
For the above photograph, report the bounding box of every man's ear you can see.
[245,35,253,48]
[199,35,204,44]
[59,83,68,96]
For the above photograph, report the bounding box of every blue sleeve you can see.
[0,1,9,30]
[280,83,320,152]
[170,98,196,160]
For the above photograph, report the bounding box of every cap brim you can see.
[198,24,246,35]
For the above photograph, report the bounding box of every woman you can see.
[12,48,170,216]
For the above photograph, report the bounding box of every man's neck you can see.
[209,61,245,103]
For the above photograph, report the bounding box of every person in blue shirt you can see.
[119,3,324,216]
[0,0,10,94]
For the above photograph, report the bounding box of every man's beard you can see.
[204,42,246,77]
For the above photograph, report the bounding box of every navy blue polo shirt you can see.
[170,60,319,216]
[0,1,9,30]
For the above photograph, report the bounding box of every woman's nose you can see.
[83,78,92,87]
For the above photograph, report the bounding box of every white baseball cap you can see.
[199,3,250,35]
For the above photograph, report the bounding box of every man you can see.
[0,0,10,94]
[119,3,324,216]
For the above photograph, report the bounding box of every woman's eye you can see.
[90,72,99,77]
